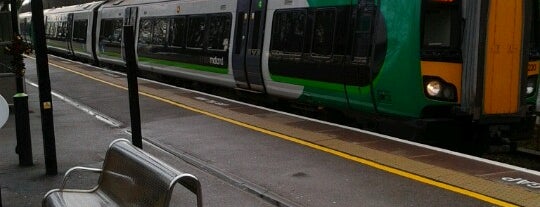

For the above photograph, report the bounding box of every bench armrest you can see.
[61,166,102,189]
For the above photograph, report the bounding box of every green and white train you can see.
[19,0,540,147]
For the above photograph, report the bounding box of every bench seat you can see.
[42,139,202,207]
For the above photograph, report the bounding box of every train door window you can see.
[270,10,307,55]
[311,8,336,57]
[169,16,186,48]
[421,0,462,62]
[234,12,245,54]
[251,11,261,50]
[138,18,153,44]
[73,20,88,43]
[187,15,206,49]
[353,8,374,62]
[152,18,168,45]
[207,13,231,51]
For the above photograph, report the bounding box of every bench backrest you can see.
[97,139,202,207]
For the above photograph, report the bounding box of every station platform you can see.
[0,55,539,206]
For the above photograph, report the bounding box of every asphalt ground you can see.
[0,55,538,206]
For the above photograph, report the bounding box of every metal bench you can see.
[42,139,202,207]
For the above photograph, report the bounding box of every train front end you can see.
[419,0,540,145]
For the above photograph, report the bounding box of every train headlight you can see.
[426,80,441,96]
[424,77,457,102]
[526,76,538,97]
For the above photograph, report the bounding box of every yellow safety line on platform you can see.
[43,59,518,207]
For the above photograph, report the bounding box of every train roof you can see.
[101,0,214,8]
[44,1,105,14]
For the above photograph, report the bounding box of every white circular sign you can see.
[0,94,8,128]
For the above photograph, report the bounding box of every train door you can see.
[66,13,74,56]
[232,0,268,92]
[482,0,524,115]
[345,0,379,112]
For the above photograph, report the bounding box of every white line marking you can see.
[26,80,123,128]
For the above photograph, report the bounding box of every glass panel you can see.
[187,16,206,49]
[271,10,306,54]
[100,19,123,43]
[312,9,336,56]
[423,9,452,47]
[207,14,231,51]
[420,0,462,62]
[169,17,186,47]
[153,18,168,45]
[73,20,88,42]
[138,19,153,44]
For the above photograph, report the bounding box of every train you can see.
[18,0,540,150]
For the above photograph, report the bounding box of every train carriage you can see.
[19,0,540,148]
[37,1,105,61]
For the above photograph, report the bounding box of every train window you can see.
[207,14,231,51]
[187,16,206,49]
[51,22,58,38]
[19,22,25,35]
[311,9,336,57]
[270,10,307,55]
[45,22,50,37]
[73,20,88,43]
[169,17,186,47]
[153,18,168,45]
[60,21,68,39]
[48,22,55,38]
[20,19,32,41]
[353,9,373,59]
[423,9,451,47]
[138,19,153,44]
[421,0,462,61]
[100,19,123,43]
[55,22,60,38]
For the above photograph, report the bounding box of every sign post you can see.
[31,0,57,175]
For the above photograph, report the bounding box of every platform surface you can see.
[0,56,539,206]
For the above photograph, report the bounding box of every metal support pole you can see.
[123,24,142,149]
[31,0,57,175]
[7,0,33,167]
[13,93,32,166]
[10,0,23,93]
